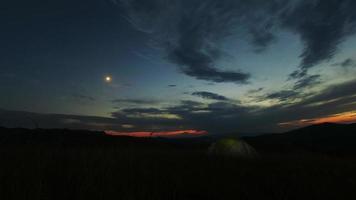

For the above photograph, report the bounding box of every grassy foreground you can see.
[1,137,356,200]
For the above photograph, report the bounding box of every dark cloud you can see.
[258,79,356,128]
[180,100,205,108]
[207,102,247,112]
[261,74,321,102]
[247,87,264,94]
[164,100,205,114]
[293,74,321,90]
[120,0,356,82]
[301,79,356,106]
[164,0,253,84]
[166,14,251,83]
[119,0,286,83]
[176,64,250,83]
[108,100,255,133]
[264,90,300,101]
[341,58,356,68]
[283,0,356,76]
[333,58,356,68]
[1,80,356,134]
[119,108,165,115]
[206,82,215,86]
[162,100,256,133]
[249,27,275,53]
[107,80,356,133]
[192,91,229,101]
[288,68,308,79]
[254,79,355,125]
[112,98,159,105]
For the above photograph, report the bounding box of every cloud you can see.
[293,74,321,90]
[288,68,308,79]
[249,27,275,53]
[279,111,356,128]
[283,0,356,76]
[112,98,159,105]
[259,74,321,102]
[160,100,256,133]
[118,0,356,82]
[264,90,300,102]
[166,31,250,83]
[261,79,356,119]
[110,100,253,133]
[177,65,250,83]
[247,87,264,94]
[119,0,287,83]
[281,74,322,101]
[119,108,165,115]
[301,79,356,106]
[176,100,205,110]
[333,58,356,68]
[1,79,356,134]
[260,84,313,103]
[241,79,356,131]
[192,91,229,101]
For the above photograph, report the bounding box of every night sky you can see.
[1,0,356,136]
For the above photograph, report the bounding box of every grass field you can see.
[1,132,356,200]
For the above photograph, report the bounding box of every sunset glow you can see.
[279,111,356,128]
[105,130,208,137]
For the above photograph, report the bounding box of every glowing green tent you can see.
[209,138,257,157]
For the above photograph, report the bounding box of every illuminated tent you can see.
[209,138,258,157]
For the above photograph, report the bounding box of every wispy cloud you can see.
[293,74,321,90]
[112,98,159,105]
[285,0,356,78]
[192,91,229,101]
[118,0,356,83]
[279,111,356,128]
[1,79,356,134]
[332,58,356,68]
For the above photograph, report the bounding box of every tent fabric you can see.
[209,138,258,157]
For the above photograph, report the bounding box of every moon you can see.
[105,76,112,83]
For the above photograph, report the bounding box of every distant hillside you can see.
[1,123,356,155]
[0,127,210,151]
[244,123,356,155]
[0,127,145,146]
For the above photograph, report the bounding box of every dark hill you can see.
[0,127,210,152]
[244,123,356,155]
[1,123,356,155]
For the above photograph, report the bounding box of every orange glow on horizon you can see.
[105,129,208,137]
[279,111,356,128]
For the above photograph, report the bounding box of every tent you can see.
[209,138,258,157]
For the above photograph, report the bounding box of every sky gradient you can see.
[1,0,356,136]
